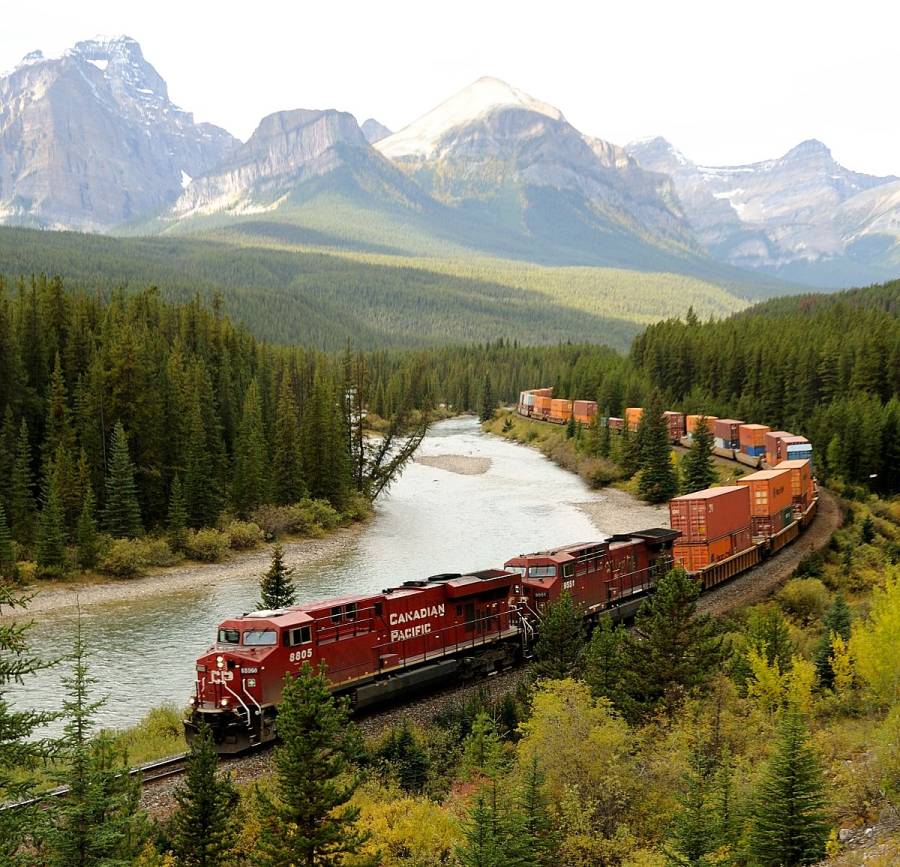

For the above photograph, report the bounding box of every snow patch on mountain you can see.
[376,76,563,159]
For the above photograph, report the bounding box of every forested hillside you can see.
[0,226,754,351]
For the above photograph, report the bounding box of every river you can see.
[13,416,659,735]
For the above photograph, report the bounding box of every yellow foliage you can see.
[831,633,855,697]
[849,567,900,706]
[747,650,816,716]
[346,781,462,866]
[785,655,816,715]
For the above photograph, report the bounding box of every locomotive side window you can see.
[242,629,277,646]
[289,626,312,645]
[331,606,343,624]
[529,566,557,578]
[563,563,574,578]
[218,628,240,644]
[345,602,357,621]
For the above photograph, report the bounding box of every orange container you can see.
[625,407,643,432]
[669,486,752,543]
[533,395,552,415]
[686,415,717,435]
[776,459,813,501]
[663,411,685,441]
[550,397,572,421]
[737,468,793,517]
[674,527,753,571]
[531,387,554,398]
[739,424,770,449]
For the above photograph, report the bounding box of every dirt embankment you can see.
[9,524,368,618]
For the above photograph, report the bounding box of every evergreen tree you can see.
[375,720,430,793]
[167,474,189,553]
[0,504,15,580]
[44,620,148,866]
[273,375,307,505]
[0,582,58,860]
[232,379,271,517]
[749,707,829,867]
[456,782,529,867]
[638,391,679,503]
[9,418,36,546]
[518,757,557,866]
[532,591,585,680]
[102,421,143,538]
[75,486,99,571]
[479,375,495,423]
[813,593,852,688]
[461,711,506,780]
[36,463,68,576]
[258,544,297,610]
[619,424,642,477]
[583,614,629,709]
[625,568,724,719]
[301,375,350,508]
[183,394,220,529]
[681,414,717,493]
[170,722,239,867]
[255,663,365,866]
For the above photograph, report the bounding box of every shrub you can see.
[225,521,263,550]
[184,528,231,562]
[250,504,294,539]
[341,492,373,523]
[15,560,37,584]
[777,578,830,624]
[143,538,177,567]
[581,457,622,488]
[305,498,342,531]
[100,538,149,578]
[794,552,824,579]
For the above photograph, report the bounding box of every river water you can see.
[15,417,616,735]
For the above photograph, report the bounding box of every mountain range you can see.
[0,35,897,289]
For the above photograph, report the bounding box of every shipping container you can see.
[663,411,685,442]
[674,526,754,571]
[523,392,536,407]
[739,423,770,451]
[531,387,554,398]
[714,419,744,448]
[744,445,766,457]
[573,400,598,425]
[686,415,717,436]
[669,486,752,544]
[533,395,552,416]
[786,444,813,471]
[625,407,643,432]
[776,459,813,502]
[608,417,624,432]
[549,399,573,423]
[764,431,794,466]
[737,468,793,518]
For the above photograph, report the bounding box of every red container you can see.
[764,431,793,465]
[573,400,597,424]
[739,424,770,449]
[663,411,685,441]
[673,526,753,571]
[608,417,624,431]
[737,468,793,517]
[531,387,554,398]
[669,486,752,544]
[714,419,745,442]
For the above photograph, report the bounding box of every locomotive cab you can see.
[185,608,315,752]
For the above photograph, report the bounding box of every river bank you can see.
[5,522,369,618]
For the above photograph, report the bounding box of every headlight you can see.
[220,698,229,707]
[216,655,224,669]
[188,696,196,706]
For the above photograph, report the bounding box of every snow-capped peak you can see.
[376,75,564,159]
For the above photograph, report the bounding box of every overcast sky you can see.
[2,0,896,175]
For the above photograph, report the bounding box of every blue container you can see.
[786,445,813,472]
[744,445,766,457]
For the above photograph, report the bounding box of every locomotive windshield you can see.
[242,629,278,646]
[528,566,557,578]
[218,628,240,644]
[506,566,527,576]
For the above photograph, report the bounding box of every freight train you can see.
[186,423,818,752]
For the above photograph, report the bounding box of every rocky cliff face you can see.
[627,136,900,276]
[0,36,237,230]
[361,118,392,143]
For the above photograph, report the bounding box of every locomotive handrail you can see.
[221,677,252,728]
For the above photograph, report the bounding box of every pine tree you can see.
[0,583,58,859]
[625,568,724,719]
[301,374,350,508]
[376,720,430,793]
[638,391,679,503]
[0,504,15,580]
[255,663,365,866]
[102,421,143,538]
[518,757,557,866]
[749,707,829,866]
[183,394,220,529]
[619,424,642,477]
[258,544,297,610]
[461,711,506,780]
[36,463,68,576]
[45,619,148,865]
[813,593,852,688]
[170,722,239,867]
[273,375,306,505]
[479,375,495,423]
[532,591,585,680]
[167,474,189,553]
[75,486,99,571]
[456,782,531,867]
[681,414,717,493]
[583,614,629,709]
[9,418,36,546]
[232,379,271,517]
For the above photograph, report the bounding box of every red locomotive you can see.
[187,530,678,752]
